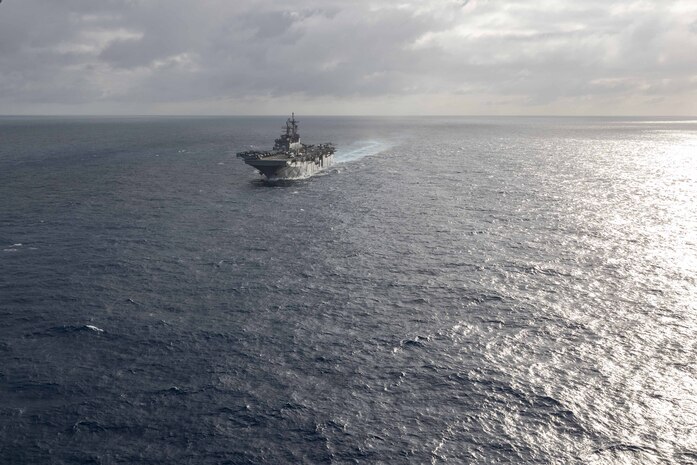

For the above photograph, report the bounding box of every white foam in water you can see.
[84,325,104,333]
[334,140,392,163]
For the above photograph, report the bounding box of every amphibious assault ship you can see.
[237,113,335,180]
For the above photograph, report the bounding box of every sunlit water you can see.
[1,116,695,464]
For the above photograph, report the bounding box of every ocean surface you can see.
[1,116,696,464]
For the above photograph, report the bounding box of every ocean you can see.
[1,116,696,464]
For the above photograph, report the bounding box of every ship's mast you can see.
[274,113,301,151]
[290,112,298,138]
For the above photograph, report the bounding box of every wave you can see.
[334,140,392,163]
[31,324,105,337]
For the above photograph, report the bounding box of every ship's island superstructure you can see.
[237,113,335,180]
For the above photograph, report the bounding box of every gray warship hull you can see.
[237,113,335,181]
[245,153,334,180]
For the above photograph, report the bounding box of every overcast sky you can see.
[1,0,696,115]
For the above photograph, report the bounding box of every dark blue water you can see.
[1,116,696,464]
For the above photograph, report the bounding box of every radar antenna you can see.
[273,113,301,151]
[289,112,298,138]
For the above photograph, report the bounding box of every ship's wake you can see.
[334,140,392,163]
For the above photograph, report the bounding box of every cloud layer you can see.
[1,0,696,114]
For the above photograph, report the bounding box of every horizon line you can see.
[1,114,696,119]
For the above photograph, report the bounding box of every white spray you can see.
[334,140,393,163]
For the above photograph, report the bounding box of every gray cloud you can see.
[0,0,695,114]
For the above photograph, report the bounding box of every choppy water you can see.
[1,116,696,464]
